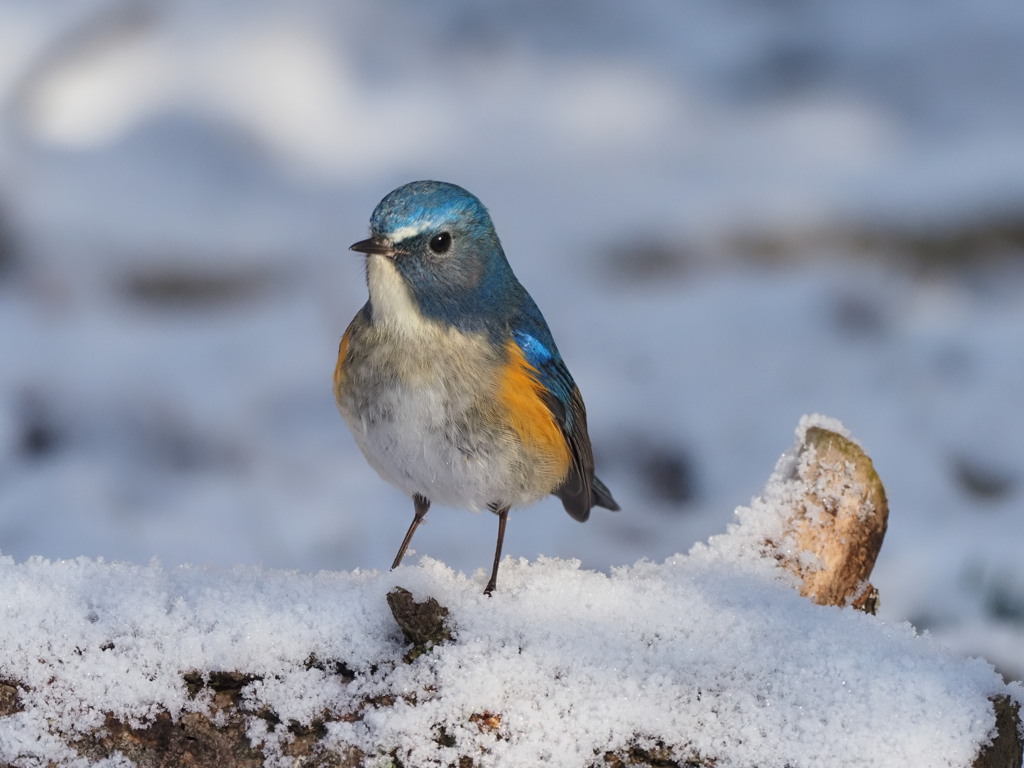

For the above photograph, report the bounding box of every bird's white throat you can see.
[365,254,433,337]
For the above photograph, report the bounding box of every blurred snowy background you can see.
[1,0,1023,680]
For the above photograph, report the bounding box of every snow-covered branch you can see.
[0,417,1019,767]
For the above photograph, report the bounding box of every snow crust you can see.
[0,521,1015,767]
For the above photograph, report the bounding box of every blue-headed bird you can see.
[334,181,618,594]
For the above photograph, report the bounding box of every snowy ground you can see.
[1,0,1024,687]
[0,426,1017,766]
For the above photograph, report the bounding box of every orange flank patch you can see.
[333,325,352,394]
[498,341,571,484]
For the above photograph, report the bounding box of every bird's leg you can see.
[391,494,430,569]
[484,505,510,595]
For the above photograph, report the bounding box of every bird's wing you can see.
[511,328,596,521]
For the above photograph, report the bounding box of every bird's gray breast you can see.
[337,314,528,511]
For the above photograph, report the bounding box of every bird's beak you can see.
[349,237,393,257]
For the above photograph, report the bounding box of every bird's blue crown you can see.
[370,181,494,244]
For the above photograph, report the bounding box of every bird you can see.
[334,180,619,594]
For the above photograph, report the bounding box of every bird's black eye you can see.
[429,231,452,254]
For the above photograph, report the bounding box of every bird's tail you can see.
[592,475,620,511]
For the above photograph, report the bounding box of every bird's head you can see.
[350,181,520,334]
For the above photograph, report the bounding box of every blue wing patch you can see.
[511,329,575,429]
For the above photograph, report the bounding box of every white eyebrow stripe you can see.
[389,223,431,243]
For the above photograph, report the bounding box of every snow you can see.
[0,543,1014,766]
[1,0,1024,752]
[0,419,1016,765]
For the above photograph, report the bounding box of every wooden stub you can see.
[780,426,889,607]
[386,587,453,661]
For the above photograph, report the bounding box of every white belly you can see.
[346,379,509,511]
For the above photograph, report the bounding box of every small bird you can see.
[334,181,618,594]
